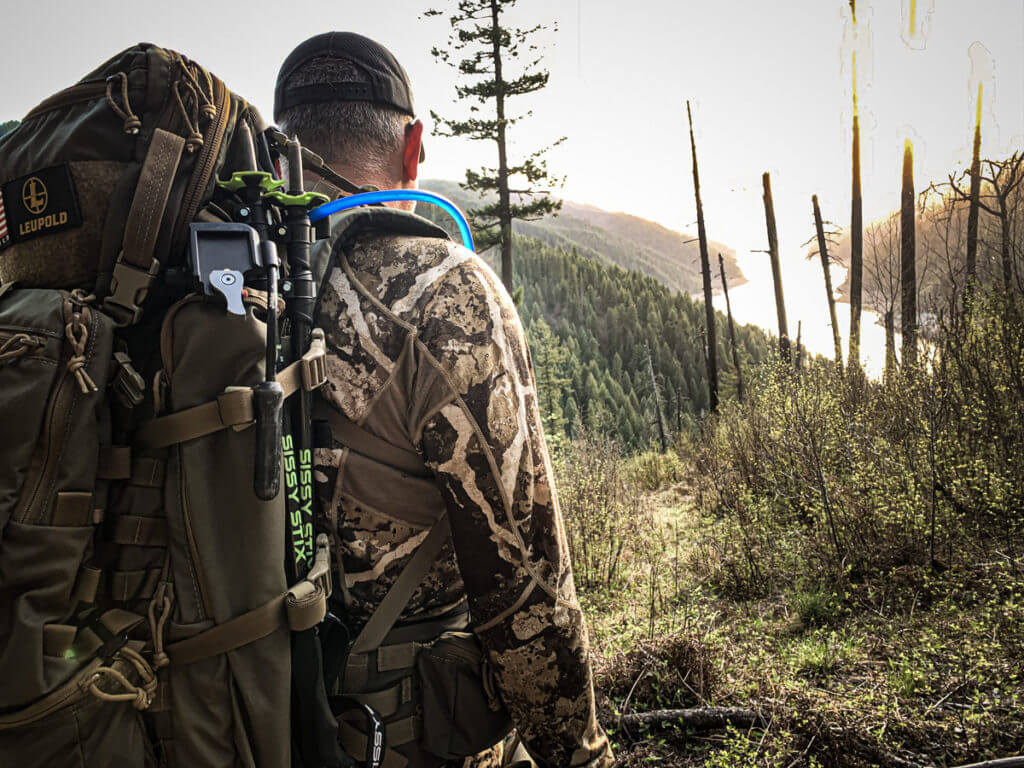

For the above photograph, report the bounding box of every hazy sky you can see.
[2,0,1022,371]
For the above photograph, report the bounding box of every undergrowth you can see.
[560,296,1024,767]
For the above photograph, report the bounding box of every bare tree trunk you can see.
[999,196,1013,294]
[490,0,514,292]
[849,104,864,368]
[901,140,918,367]
[965,83,983,297]
[645,343,668,451]
[795,320,804,369]
[762,172,790,360]
[884,309,897,378]
[813,195,844,368]
[718,253,745,403]
[688,101,718,412]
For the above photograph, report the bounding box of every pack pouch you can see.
[149,294,292,768]
[415,631,512,760]
[0,287,152,764]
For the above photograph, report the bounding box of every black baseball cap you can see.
[274,32,416,122]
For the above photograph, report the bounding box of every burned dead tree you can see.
[718,253,745,403]
[762,172,790,360]
[645,343,669,451]
[901,140,918,368]
[687,100,718,412]
[812,195,844,368]
[965,83,984,295]
[849,0,864,368]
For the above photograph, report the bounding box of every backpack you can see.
[0,43,341,768]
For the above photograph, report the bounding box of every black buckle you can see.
[112,352,145,408]
[104,255,159,326]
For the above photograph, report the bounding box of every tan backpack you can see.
[0,43,342,768]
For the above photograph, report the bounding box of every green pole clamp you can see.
[217,171,286,193]
[264,190,331,209]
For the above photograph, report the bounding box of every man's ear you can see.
[403,120,423,182]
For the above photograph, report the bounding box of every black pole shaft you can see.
[238,121,284,501]
[283,136,316,581]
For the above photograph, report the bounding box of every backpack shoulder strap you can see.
[312,207,452,294]
[348,514,451,656]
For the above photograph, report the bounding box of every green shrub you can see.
[692,293,1024,596]
[626,449,685,491]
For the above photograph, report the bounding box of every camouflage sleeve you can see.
[414,252,612,768]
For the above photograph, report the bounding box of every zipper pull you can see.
[64,299,98,394]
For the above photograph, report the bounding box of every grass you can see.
[580,479,1024,768]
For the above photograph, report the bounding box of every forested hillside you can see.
[420,179,746,296]
[510,236,771,449]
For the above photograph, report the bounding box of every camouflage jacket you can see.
[311,222,612,768]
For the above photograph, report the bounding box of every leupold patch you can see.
[0,164,83,251]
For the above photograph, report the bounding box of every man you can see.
[275,32,613,768]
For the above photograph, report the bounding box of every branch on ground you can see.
[612,706,765,731]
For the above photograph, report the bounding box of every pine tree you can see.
[528,317,570,437]
[427,0,564,291]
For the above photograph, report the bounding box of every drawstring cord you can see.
[105,73,141,135]
[173,59,215,153]
[173,79,203,154]
[0,333,43,363]
[83,646,158,711]
[179,62,217,122]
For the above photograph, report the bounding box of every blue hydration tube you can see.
[308,190,475,252]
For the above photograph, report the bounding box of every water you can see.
[714,249,890,378]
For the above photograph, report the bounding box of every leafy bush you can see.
[626,449,685,491]
[556,432,653,589]
[692,293,1024,596]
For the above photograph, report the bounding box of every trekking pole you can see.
[225,121,286,500]
[267,136,367,768]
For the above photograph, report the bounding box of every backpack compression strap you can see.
[132,331,327,448]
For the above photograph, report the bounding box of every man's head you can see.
[274,32,423,206]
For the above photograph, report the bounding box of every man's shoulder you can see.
[339,227,511,330]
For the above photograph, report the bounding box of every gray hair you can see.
[277,56,410,172]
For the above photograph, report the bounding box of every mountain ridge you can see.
[419,179,746,297]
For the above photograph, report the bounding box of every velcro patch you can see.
[0,164,83,251]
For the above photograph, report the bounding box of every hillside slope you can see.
[419,179,746,296]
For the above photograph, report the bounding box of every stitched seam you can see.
[339,250,418,334]
[356,328,414,428]
[412,387,459,445]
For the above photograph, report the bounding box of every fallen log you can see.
[952,758,1024,768]
[615,707,764,731]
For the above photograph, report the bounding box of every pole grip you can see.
[253,381,284,500]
